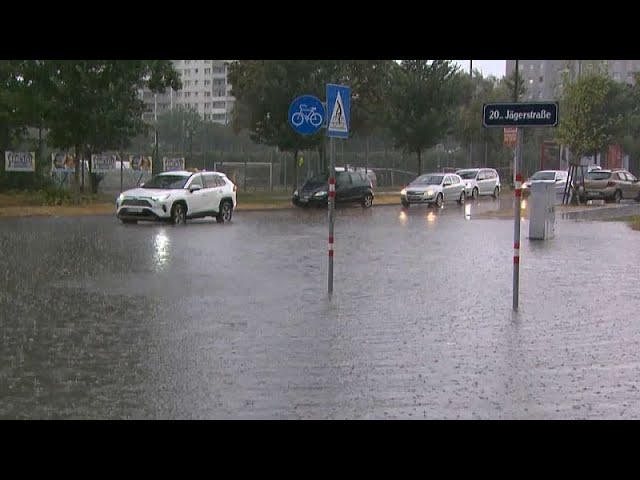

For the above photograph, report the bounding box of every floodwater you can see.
[1,198,640,419]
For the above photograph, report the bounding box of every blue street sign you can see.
[288,95,325,136]
[326,84,351,139]
[483,102,559,128]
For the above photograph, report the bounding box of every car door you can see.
[349,172,365,201]
[554,171,567,193]
[203,173,223,214]
[185,174,208,216]
[336,172,352,202]
[476,170,488,195]
[452,175,464,198]
[442,175,454,202]
[623,171,640,199]
[484,170,497,194]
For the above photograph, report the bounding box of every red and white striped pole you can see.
[328,137,335,294]
[512,129,523,311]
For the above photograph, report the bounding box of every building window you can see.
[204,113,211,119]
[529,64,534,70]
[613,72,621,81]
[184,60,191,65]
[185,92,191,97]
[204,80,211,86]
[538,92,543,99]
[184,80,191,86]
[212,101,225,109]
[205,102,211,109]
[205,91,211,97]
[539,76,543,83]
[176,92,182,98]
[195,69,199,74]
[213,67,225,74]
[204,68,211,75]
[184,69,191,76]
[194,92,198,97]
[204,60,211,64]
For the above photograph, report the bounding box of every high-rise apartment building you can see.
[505,60,640,101]
[141,60,235,124]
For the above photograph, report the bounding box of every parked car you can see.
[292,169,374,208]
[522,170,568,197]
[456,168,501,199]
[116,170,237,225]
[578,168,640,203]
[400,173,466,208]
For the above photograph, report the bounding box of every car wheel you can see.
[457,191,466,205]
[171,203,187,225]
[362,193,373,208]
[401,200,410,208]
[472,187,479,200]
[614,190,623,203]
[492,187,500,199]
[216,200,233,223]
[435,193,444,208]
[121,219,137,224]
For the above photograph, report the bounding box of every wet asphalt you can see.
[2,196,640,419]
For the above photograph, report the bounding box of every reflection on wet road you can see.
[1,198,640,419]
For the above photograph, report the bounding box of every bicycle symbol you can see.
[291,105,323,128]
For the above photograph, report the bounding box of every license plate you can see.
[128,207,143,213]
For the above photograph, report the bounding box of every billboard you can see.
[5,151,35,172]
[130,155,152,173]
[91,154,118,173]
[51,152,78,172]
[163,157,185,172]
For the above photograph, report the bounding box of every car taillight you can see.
[607,181,616,187]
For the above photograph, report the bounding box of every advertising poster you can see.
[5,151,35,172]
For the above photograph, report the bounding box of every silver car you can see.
[456,168,501,200]
[401,173,466,208]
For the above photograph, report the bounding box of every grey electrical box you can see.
[529,182,556,240]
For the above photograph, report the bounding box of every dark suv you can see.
[292,170,374,208]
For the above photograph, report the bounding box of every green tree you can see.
[43,60,181,193]
[387,60,466,174]
[556,74,623,165]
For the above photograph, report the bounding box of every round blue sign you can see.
[288,95,325,136]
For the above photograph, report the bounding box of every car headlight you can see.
[426,190,434,196]
[118,193,124,202]
[293,189,298,196]
[314,191,328,197]
[400,188,407,196]
[152,194,170,202]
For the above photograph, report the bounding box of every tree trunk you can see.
[293,149,299,190]
[74,144,81,200]
[417,149,422,175]
[365,135,370,176]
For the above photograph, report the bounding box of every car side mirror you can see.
[140,182,145,187]
[190,184,202,192]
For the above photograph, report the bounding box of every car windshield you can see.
[411,175,443,186]
[457,170,478,180]
[530,171,556,181]
[142,174,189,189]
[585,171,612,181]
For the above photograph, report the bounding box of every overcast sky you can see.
[452,60,506,78]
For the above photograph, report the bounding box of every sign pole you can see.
[513,128,523,311]
[328,137,335,295]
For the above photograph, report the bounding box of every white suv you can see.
[116,170,237,225]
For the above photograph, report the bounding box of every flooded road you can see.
[1,198,640,419]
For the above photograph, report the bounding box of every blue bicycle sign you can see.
[288,95,325,136]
